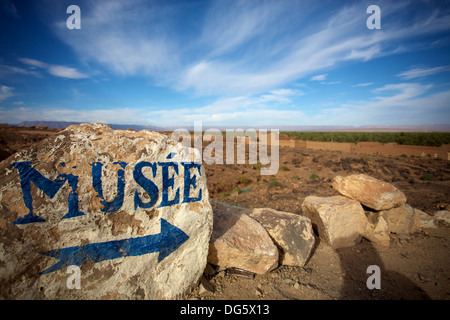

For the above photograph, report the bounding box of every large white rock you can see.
[301,195,367,248]
[332,174,407,211]
[0,123,213,299]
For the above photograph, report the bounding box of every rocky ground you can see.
[0,125,59,162]
[187,145,450,300]
[204,146,450,216]
[1,126,449,300]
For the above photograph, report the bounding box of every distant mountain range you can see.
[15,121,165,131]
[12,121,450,132]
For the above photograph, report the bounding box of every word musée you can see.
[12,159,202,225]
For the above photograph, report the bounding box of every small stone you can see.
[418,273,431,282]
[303,267,313,274]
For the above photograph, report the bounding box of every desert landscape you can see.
[2,1,450,308]
[1,124,449,300]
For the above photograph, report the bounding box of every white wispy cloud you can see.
[397,65,450,79]
[0,64,39,78]
[320,81,340,85]
[0,85,14,102]
[18,58,47,69]
[310,74,328,81]
[47,65,87,79]
[0,87,305,126]
[48,0,450,96]
[2,83,448,126]
[199,0,293,58]
[330,82,448,125]
[3,0,441,127]
[353,82,374,87]
[259,89,304,104]
[144,96,306,127]
[51,1,176,79]
[0,106,146,125]
[18,58,88,79]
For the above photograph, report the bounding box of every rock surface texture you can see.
[0,123,213,299]
[434,210,450,227]
[332,174,407,211]
[301,195,367,248]
[208,201,279,274]
[248,208,315,267]
[363,211,391,246]
[381,203,416,235]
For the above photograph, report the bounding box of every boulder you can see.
[248,208,315,267]
[0,123,213,299]
[381,203,416,235]
[208,201,278,274]
[301,196,367,248]
[363,211,390,246]
[332,174,407,211]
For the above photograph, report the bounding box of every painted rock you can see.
[0,123,213,299]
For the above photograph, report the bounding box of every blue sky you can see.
[0,0,449,127]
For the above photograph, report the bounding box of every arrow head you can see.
[39,218,190,275]
[40,247,82,275]
[158,218,189,262]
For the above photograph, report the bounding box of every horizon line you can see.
[4,120,450,132]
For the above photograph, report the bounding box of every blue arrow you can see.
[39,218,189,275]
